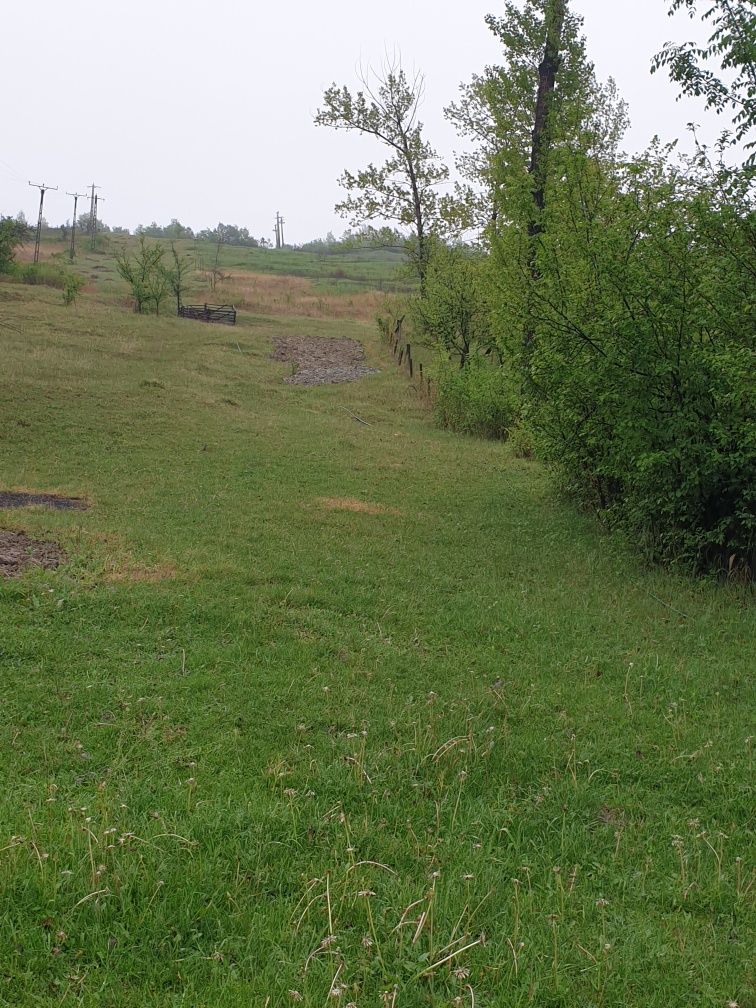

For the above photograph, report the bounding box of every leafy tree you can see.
[0,216,27,274]
[114,237,165,314]
[166,243,194,312]
[652,0,756,157]
[446,1,621,236]
[315,60,449,287]
[446,0,627,363]
[523,143,755,573]
[411,244,495,367]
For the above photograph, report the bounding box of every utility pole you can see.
[86,183,100,246]
[66,191,86,261]
[274,211,285,249]
[28,181,58,263]
[91,193,105,250]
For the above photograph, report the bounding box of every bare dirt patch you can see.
[0,530,65,578]
[317,497,401,516]
[272,335,379,386]
[0,490,89,511]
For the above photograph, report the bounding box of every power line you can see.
[66,191,87,261]
[28,181,58,264]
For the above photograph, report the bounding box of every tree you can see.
[652,0,756,157]
[411,244,495,367]
[315,60,449,287]
[447,0,627,361]
[166,243,194,312]
[0,216,27,274]
[522,145,755,573]
[446,2,597,235]
[114,236,165,314]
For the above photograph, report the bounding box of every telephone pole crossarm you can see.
[28,181,59,264]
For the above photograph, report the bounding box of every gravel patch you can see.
[0,491,88,511]
[272,335,379,386]
[0,530,65,578]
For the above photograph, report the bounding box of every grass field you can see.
[19,238,411,322]
[0,272,753,1007]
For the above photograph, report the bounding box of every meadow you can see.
[0,249,753,1007]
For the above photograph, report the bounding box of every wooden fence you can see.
[384,317,433,400]
[178,303,237,326]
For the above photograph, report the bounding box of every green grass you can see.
[0,282,753,1007]
[31,236,413,305]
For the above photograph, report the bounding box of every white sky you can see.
[0,0,720,243]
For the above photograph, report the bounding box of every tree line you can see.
[315,0,755,579]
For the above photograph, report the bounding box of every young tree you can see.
[114,236,165,314]
[652,0,756,157]
[411,244,496,367]
[0,217,27,274]
[315,60,449,288]
[166,243,194,313]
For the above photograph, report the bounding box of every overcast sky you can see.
[0,0,720,243]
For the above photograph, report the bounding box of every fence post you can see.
[407,344,413,379]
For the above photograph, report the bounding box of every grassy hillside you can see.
[0,280,752,1007]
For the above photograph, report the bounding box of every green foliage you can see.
[445,0,627,233]
[114,236,167,314]
[652,0,756,158]
[525,149,755,575]
[315,61,449,284]
[62,272,85,306]
[0,216,27,274]
[11,261,83,294]
[434,356,517,439]
[411,245,496,366]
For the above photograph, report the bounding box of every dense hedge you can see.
[524,155,755,575]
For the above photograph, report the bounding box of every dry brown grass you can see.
[316,497,402,516]
[15,244,65,264]
[200,270,384,322]
[102,559,178,584]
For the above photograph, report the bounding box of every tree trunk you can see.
[525,0,567,349]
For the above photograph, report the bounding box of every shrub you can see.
[11,261,85,295]
[411,244,496,366]
[62,272,85,306]
[525,151,755,576]
[0,217,28,274]
[434,357,517,439]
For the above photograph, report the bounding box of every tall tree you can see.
[527,0,567,258]
[315,60,449,288]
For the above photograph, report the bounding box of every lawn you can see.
[0,278,752,1007]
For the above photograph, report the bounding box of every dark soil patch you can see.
[0,530,65,578]
[0,491,89,511]
[271,335,379,386]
